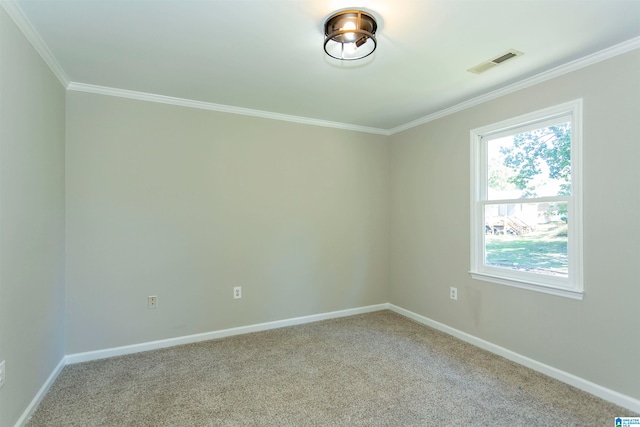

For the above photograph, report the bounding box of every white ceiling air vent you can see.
[467,49,524,74]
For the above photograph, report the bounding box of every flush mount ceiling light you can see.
[324,10,377,61]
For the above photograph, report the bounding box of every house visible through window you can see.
[470,100,583,299]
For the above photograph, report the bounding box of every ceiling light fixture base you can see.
[323,10,377,61]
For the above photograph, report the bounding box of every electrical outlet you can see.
[148,295,157,309]
[450,287,458,300]
[233,286,242,299]
[0,360,5,388]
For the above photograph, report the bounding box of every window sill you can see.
[469,271,584,300]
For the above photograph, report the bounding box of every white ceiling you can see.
[9,0,640,132]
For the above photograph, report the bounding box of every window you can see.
[470,100,583,299]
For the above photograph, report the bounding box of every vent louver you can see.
[467,49,524,74]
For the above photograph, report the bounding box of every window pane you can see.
[487,122,571,200]
[484,202,568,277]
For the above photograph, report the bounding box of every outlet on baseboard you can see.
[148,295,157,309]
[233,287,242,299]
[450,287,458,300]
[0,360,5,388]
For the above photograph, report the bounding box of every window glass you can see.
[486,121,571,200]
[484,202,568,277]
[470,100,582,299]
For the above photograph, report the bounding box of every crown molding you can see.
[3,0,387,135]
[2,0,386,136]
[389,36,640,135]
[66,82,391,135]
[1,0,70,87]
[67,35,640,137]
[3,0,637,136]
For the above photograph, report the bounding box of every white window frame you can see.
[469,99,583,300]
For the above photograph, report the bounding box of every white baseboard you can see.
[14,356,66,427]
[387,304,640,414]
[18,302,639,426]
[65,303,389,364]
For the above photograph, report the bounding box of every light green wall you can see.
[0,8,66,427]
[389,50,640,399]
[65,92,390,353]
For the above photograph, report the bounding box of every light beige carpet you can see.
[28,310,635,426]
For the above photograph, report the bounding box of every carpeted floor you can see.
[28,310,635,426]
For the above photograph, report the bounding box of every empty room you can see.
[1,0,639,425]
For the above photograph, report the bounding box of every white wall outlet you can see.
[233,286,242,299]
[148,295,157,309]
[0,360,5,388]
[450,287,458,300]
